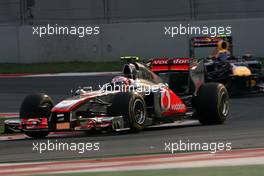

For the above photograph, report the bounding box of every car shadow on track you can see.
[14,122,203,141]
[231,92,264,99]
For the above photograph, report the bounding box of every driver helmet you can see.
[111,76,130,89]
[217,51,230,61]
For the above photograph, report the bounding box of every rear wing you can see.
[190,36,233,58]
[149,58,191,72]
[149,58,205,96]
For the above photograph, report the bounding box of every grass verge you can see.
[0,61,122,74]
[0,118,6,134]
[0,117,17,134]
[44,165,264,176]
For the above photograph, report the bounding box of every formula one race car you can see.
[17,57,229,138]
[190,36,264,95]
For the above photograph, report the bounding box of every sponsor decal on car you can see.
[161,89,171,111]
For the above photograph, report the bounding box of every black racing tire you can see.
[196,83,230,125]
[20,93,54,138]
[109,92,146,132]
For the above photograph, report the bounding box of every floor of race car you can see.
[0,120,200,141]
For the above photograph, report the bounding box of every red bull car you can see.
[190,36,264,95]
[17,57,230,138]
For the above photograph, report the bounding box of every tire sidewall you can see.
[128,94,146,131]
[217,85,230,121]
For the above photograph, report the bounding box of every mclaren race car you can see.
[15,57,229,138]
[190,36,264,95]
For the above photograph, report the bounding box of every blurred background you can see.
[0,0,264,63]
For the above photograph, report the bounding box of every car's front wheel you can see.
[109,92,146,132]
[20,93,53,138]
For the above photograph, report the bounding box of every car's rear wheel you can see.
[195,83,230,125]
[109,92,146,132]
[20,93,53,138]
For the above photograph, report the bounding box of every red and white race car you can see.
[12,57,229,138]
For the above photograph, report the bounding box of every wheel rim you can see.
[220,92,229,117]
[133,99,146,125]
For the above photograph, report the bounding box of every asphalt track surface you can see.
[0,75,264,163]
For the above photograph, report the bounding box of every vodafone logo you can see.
[152,59,168,65]
[172,58,190,64]
[161,90,171,111]
[171,104,186,111]
[152,58,190,65]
